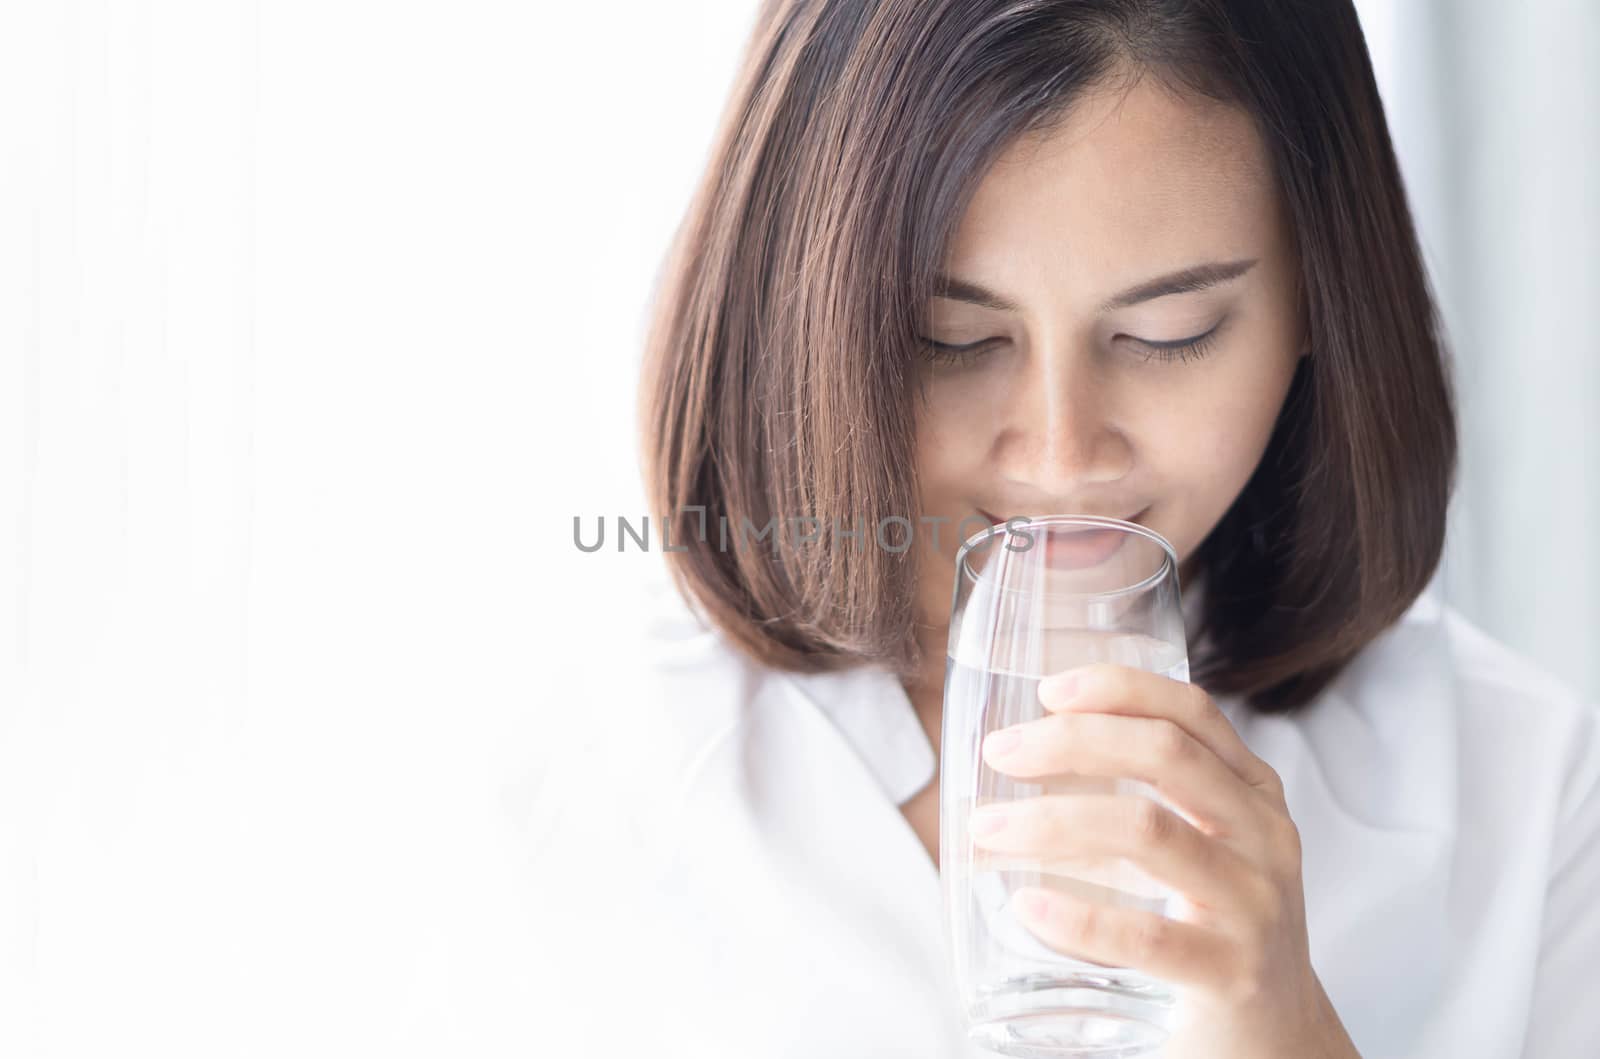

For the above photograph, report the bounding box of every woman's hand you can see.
[970,662,1361,1059]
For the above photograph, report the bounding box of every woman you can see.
[534,2,1599,1055]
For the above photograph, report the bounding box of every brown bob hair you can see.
[638,0,1457,713]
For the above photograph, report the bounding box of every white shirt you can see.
[530,560,1600,1058]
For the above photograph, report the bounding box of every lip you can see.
[979,506,1150,527]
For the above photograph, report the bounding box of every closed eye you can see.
[917,318,1226,368]
[1124,321,1223,363]
[915,336,1002,368]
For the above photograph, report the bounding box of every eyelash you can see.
[1132,324,1222,364]
[918,324,1222,368]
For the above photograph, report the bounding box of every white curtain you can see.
[1357,0,1600,701]
[1,3,1594,1057]
[0,1,759,1054]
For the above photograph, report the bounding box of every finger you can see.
[1010,884,1231,988]
[982,711,1257,835]
[970,793,1268,917]
[1036,663,1283,795]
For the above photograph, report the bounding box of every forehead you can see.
[945,74,1283,298]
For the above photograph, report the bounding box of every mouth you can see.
[977,506,1152,569]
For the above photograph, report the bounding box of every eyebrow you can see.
[931,258,1259,314]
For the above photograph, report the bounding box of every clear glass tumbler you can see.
[939,515,1190,1058]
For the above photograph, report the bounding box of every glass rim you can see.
[954,514,1179,598]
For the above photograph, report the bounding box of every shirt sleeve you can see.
[1519,699,1600,1058]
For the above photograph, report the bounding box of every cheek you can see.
[912,379,991,506]
[1167,393,1279,484]
[1152,355,1298,543]
[911,386,986,628]
[917,373,986,446]
[914,548,958,634]
[1208,355,1299,467]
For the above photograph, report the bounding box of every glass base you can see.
[968,971,1174,1058]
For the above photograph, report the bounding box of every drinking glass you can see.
[939,515,1190,1058]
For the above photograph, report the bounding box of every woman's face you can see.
[912,74,1306,645]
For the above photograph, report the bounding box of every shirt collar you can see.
[782,663,938,807]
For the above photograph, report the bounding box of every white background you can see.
[1,2,1594,1055]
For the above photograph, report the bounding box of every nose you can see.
[1002,351,1132,496]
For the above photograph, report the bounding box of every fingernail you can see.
[971,808,1009,836]
[985,728,1021,756]
[1039,670,1082,704]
